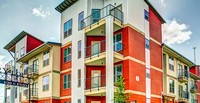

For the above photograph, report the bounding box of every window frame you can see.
[43,50,50,67]
[169,79,175,93]
[144,9,149,21]
[64,74,71,89]
[145,39,150,49]
[20,47,25,57]
[64,19,73,38]
[64,46,71,63]
[42,75,49,91]
[78,69,81,87]
[168,56,174,71]
[78,40,81,59]
[114,64,122,82]
[78,11,84,30]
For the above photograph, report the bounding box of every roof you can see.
[55,0,78,13]
[4,31,44,51]
[17,42,61,63]
[144,0,166,23]
[162,43,195,67]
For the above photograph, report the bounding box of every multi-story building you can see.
[190,65,200,103]
[3,31,44,103]
[17,42,61,103]
[56,0,165,103]
[162,44,199,103]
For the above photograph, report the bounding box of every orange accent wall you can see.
[86,96,106,103]
[150,40,162,69]
[60,71,71,97]
[129,94,146,103]
[61,44,72,71]
[60,98,71,103]
[149,7,162,43]
[151,69,162,95]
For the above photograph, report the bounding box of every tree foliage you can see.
[114,76,130,103]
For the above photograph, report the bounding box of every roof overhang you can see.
[144,0,166,23]
[162,43,195,67]
[190,73,200,80]
[3,31,44,52]
[17,42,61,63]
[55,0,78,13]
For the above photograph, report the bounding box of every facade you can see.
[56,0,165,103]
[190,65,200,103]
[162,44,200,103]
[17,42,61,103]
[3,31,44,103]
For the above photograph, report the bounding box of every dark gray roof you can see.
[55,0,78,13]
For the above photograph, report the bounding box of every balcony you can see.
[85,75,106,96]
[24,64,39,79]
[178,91,189,102]
[190,84,198,93]
[178,69,188,82]
[191,99,198,103]
[24,88,38,100]
[5,84,10,89]
[85,40,124,66]
[80,4,124,36]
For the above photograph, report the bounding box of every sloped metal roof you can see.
[55,0,78,13]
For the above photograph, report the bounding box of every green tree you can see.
[114,76,130,103]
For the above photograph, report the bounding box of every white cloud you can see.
[0,55,5,67]
[159,0,166,7]
[162,19,192,45]
[32,6,51,18]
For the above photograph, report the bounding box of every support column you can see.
[106,16,114,103]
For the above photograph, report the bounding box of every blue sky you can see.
[0,0,200,102]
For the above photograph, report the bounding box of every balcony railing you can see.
[80,4,124,30]
[24,64,39,76]
[85,75,106,91]
[191,99,198,103]
[24,88,38,99]
[179,91,189,99]
[85,40,124,58]
[190,84,198,93]
[178,69,188,82]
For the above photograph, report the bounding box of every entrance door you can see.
[113,33,122,52]
[91,41,100,55]
[91,101,101,103]
[92,71,101,88]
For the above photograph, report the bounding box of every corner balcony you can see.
[190,84,198,93]
[178,69,188,82]
[80,4,123,36]
[178,91,189,102]
[24,64,39,79]
[24,88,38,100]
[85,40,124,66]
[84,75,120,96]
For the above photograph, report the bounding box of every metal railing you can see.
[24,64,39,75]
[178,69,188,79]
[24,88,38,99]
[85,75,106,91]
[191,84,198,93]
[179,91,189,99]
[85,40,124,58]
[80,4,124,30]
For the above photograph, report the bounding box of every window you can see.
[20,47,25,57]
[168,56,174,71]
[64,102,71,103]
[78,40,81,59]
[114,64,122,82]
[64,74,71,89]
[92,9,100,23]
[144,10,149,21]
[146,69,150,78]
[78,69,81,87]
[78,99,81,103]
[145,39,150,49]
[43,50,49,66]
[78,11,84,30]
[64,19,72,38]
[33,59,38,72]
[113,33,122,51]
[64,47,71,63]
[169,79,174,93]
[43,76,49,91]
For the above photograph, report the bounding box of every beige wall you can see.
[21,45,60,101]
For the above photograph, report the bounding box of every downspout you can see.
[162,44,164,103]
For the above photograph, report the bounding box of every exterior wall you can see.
[86,96,106,103]
[26,35,43,53]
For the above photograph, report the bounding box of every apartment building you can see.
[162,44,200,103]
[17,42,61,103]
[56,0,165,103]
[190,65,200,103]
[3,31,44,103]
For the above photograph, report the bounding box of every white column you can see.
[106,16,114,103]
